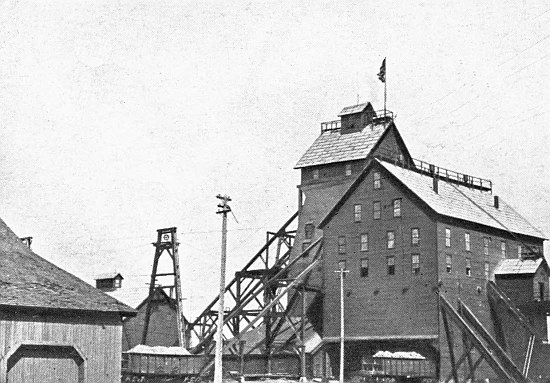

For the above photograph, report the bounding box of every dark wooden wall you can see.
[321,162,439,340]
[0,310,122,383]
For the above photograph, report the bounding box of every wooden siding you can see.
[0,311,122,383]
[322,161,439,339]
[436,220,545,381]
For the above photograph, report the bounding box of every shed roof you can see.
[338,103,371,116]
[0,217,136,316]
[379,160,546,239]
[494,258,545,275]
[294,122,388,168]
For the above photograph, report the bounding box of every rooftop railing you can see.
[374,147,493,192]
[320,109,394,133]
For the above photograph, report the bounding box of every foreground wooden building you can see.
[291,104,549,382]
[0,217,135,383]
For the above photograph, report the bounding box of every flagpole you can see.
[384,59,387,118]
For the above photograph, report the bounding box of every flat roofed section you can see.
[295,122,388,168]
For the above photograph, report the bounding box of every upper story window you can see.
[393,199,402,217]
[312,169,319,180]
[373,201,381,220]
[518,245,522,258]
[539,282,546,301]
[373,172,381,189]
[345,164,352,176]
[465,258,472,276]
[484,262,490,279]
[483,237,490,256]
[387,231,395,249]
[445,228,451,247]
[411,254,420,275]
[338,259,347,271]
[411,228,420,246]
[501,241,507,258]
[446,254,452,273]
[387,256,395,275]
[354,204,362,222]
[360,258,369,277]
[338,236,346,254]
[302,241,311,254]
[360,233,369,251]
[465,232,471,252]
[304,223,315,240]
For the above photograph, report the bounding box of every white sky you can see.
[0,1,549,317]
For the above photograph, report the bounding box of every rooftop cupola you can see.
[337,102,375,133]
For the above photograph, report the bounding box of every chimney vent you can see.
[494,196,499,209]
[433,176,439,194]
[20,237,32,250]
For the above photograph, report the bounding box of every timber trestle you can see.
[439,293,532,383]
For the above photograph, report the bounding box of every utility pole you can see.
[214,194,231,383]
[335,267,349,383]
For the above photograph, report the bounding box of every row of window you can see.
[311,164,355,180]
[336,254,492,279]
[353,199,401,222]
[446,254,491,279]
[337,254,420,277]
[336,229,421,254]
[445,228,523,258]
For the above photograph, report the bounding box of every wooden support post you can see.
[300,286,307,382]
[441,309,459,383]
[239,340,246,378]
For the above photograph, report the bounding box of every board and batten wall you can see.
[0,310,122,383]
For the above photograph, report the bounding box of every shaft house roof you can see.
[0,217,136,316]
[295,122,389,168]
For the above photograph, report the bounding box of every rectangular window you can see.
[302,241,311,254]
[387,256,395,275]
[411,228,420,246]
[412,254,420,275]
[387,231,395,249]
[446,254,452,273]
[338,236,346,254]
[393,198,402,217]
[466,258,472,276]
[483,237,490,256]
[360,258,369,277]
[354,204,362,222]
[304,223,314,240]
[345,164,352,176]
[518,245,522,258]
[465,232,471,251]
[360,233,369,251]
[539,282,545,301]
[445,228,451,247]
[373,201,381,220]
[338,260,347,271]
[484,262,490,279]
[501,241,507,258]
[312,169,319,180]
[373,172,381,189]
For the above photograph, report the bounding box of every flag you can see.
[377,58,386,83]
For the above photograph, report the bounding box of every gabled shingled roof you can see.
[295,122,389,168]
[0,217,136,316]
[379,160,546,239]
[319,159,546,240]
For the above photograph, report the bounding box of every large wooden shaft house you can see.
[291,104,549,382]
[0,217,135,383]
